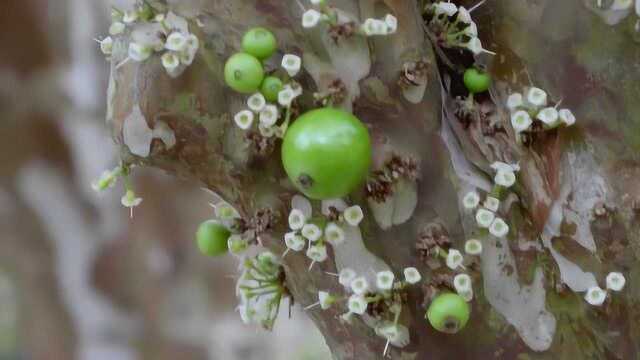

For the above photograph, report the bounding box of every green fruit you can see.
[463,68,491,94]
[281,108,371,200]
[196,220,231,257]
[426,293,470,334]
[260,76,284,102]
[242,27,277,60]
[224,53,265,94]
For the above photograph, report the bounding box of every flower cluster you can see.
[311,267,422,355]
[236,251,287,330]
[100,5,200,78]
[301,0,397,37]
[424,2,494,55]
[234,76,302,139]
[584,272,626,306]
[507,87,576,134]
[284,195,364,269]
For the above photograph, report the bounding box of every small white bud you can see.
[434,2,458,16]
[306,244,328,262]
[362,18,388,36]
[376,271,395,291]
[606,272,626,292]
[464,239,483,255]
[350,276,369,295]
[278,87,296,107]
[282,54,302,77]
[446,249,464,270]
[318,291,336,310]
[324,222,346,246]
[233,110,254,130]
[302,223,323,242]
[526,87,547,108]
[463,191,480,210]
[161,52,180,73]
[109,22,126,35]
[559,109,576,126]
[453,273,472,294]
[475,208,495,228]
[121,189,143,208]
[339,268,357,287]
[165,32,187,52]
[128,42,152,62]
[489,218,509,238]
[302,9,322,28]
[585,286,607,306]
[100,37,114,55]
[288,208,306,230]
[511,110,533,133]
[536,107,559,127]
[247,92,266,113]
[284,231,306,252]
[494,170,516,188]
[457,6,472,23]
[384,14,398,34]
[348,294,368,315]
[465,37,484,55]
[484,196,500,212]
[259,105,279,127]
[507,93,523,111]
[403,267,422,284]
[343,205,364,226]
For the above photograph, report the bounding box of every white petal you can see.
[511,110,532,133]
[606,272,626,291]
[465,239,483,255]
[475,208,495,228]
[282,54,302,77]
[507,93,523,110]
[558,109,576,126]
[247,93,266,113]
[536,107,559,127]
[526,87,547,108]
[302,9,322,28]
[584,286,607,306]
[403,267,421,284]
[292,194,313,219]
[233,110,254,130]
[128,43,152,62]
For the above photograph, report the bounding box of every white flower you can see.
[463,191,480,210]
[453,273,472,294]
[465,37,484,55]
[434,2,458,16]
[511,110,533,133]
[494,170,517,188]
[325,222,346,246]
[446,249,464,270]
[259,124,276,138]
[526,87,547,108]
[458,289,474,302]
[302,223,323,242]
[376,271,395,291]
[536,107,559,127]
[284,232,306,252]
[121,189,143,208]
[128,42,152,62]
[384,14,398,34]
[463,22,478,37]
[606,272,626,292]
[319,291,336,310]
[306,244,328,262]
[507,93,523,110]
[165,32,187,52]
[484,196,500,212]
[227,234,248,254]
[348,294,368,315]
[99,37,114,55]
[475,208,495,228]
[559,109,576,126]
[109,21,126,35]
[282,54,302,77]
[585,286,607,306]
[233,110,254,130]
[457,6,472,23]
[343,205,364,226]
[491,161,520,173]
[288,208,306,230]
[247,93,266,113]
[339,268,357,287]
[403,267,422,284]
[302,9,322,28]
[377,323,410,347]
[362,18,388,36]
[278,87,296,107]
[350,276,369,295]
[161,52,180,73]
[91,169,118,191]
[123,10,138,24]
[464,239,483,255]
[489,218,509,238]
[259,105,279,127]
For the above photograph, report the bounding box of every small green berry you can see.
[260,76,284,102]
[426,293,470,334]
[196,220,231,257]
[224,53,265,94]
[242,27,277,60]
[463,68,491,94]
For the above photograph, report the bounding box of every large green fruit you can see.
[426,293,471,334]
[196,220,231,257]
[281,108,371,200]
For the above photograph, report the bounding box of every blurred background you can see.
[0,1,330,359]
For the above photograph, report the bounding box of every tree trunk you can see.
[106,0,640,359]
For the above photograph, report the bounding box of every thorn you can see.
[282,248,290,258]
[304,301,320,310]
[482,49,497,56]
[115,57,131,70]
[469,0,487,12]
[308,261,316,271]
[130,207,134,219]
[383,340,390,357]
[325,272,339,277]
[93,38,102,43]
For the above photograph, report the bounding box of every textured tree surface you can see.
[107,0,640,359]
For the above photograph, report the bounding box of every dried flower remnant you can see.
[366,154,419,202]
